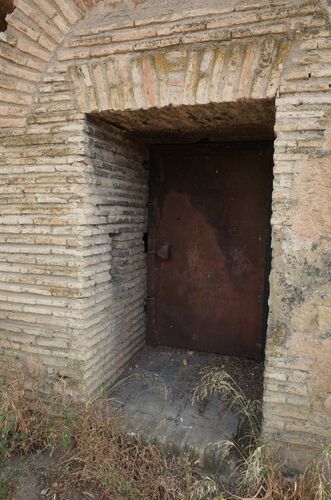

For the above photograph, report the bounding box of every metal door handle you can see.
[157,242,171,259]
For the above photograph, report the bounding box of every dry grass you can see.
[192,366,261,445]
[0,358,210,499]
[54,401,194,499]
[0,360,61,460]
[191,366,331,500]
[0,359,330,499]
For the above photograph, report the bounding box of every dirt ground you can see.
[4,452,93,499]
[121,345,264,403]
[3,346,264,499]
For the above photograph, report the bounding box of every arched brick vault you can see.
[0,0,330,467]
[0,0,329,129]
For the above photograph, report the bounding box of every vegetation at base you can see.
[0,359,330,499]
[192,366,330,499]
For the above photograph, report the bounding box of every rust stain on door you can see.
[147,142,273,358]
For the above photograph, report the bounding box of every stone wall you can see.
[0,0,330,465]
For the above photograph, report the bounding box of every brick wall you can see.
[0,0,330,466]
[82,117,148,393]
[263,32,331,463]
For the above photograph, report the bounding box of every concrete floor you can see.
[110,346,243,472]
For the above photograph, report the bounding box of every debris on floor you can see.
[110,346,264,472]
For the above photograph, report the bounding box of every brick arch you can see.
[0,0,101,130]
[69,38,289,114]
[1,0,329,129]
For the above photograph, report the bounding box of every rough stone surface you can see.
[94,100,276,142]
[110,346,240,472]
[0,0,330,467]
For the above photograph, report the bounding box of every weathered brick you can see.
[0,0,330,471]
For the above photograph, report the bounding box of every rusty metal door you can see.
[147,142,273,358]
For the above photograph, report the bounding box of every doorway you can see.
[147,141,273,359]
